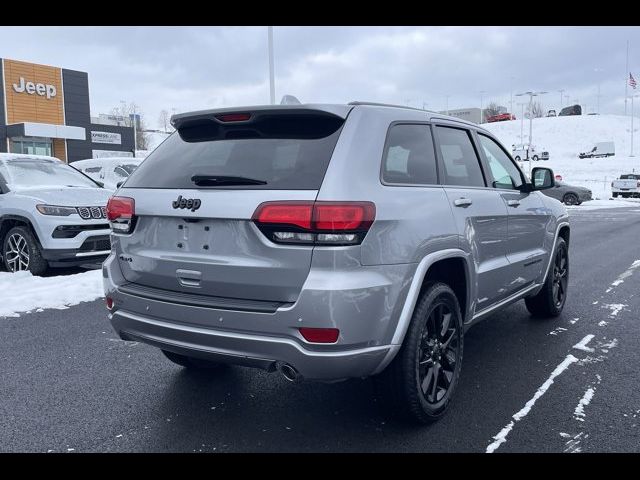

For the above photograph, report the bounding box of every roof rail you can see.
[348,101,430,112]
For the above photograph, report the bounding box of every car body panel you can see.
[103,103,569,381]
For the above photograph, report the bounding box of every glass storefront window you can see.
[10,137,53,157]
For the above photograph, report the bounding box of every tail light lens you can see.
[252,201,375,246]
[106,196,136,234]
[299,327,340,343]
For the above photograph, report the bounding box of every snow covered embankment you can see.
[484,114,640,202]
[0,269,103,318]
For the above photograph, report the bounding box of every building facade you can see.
[438,107,482,124]
[0,58,134,163]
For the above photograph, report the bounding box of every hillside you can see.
[484,114,640,200]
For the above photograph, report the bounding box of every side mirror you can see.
[531,167,555,190]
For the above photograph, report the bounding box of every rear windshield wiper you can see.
[191,175,267,186]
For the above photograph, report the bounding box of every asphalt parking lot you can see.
[2,206,639,452]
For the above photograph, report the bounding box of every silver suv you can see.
[103,103,569,423]
[0,154,112,274]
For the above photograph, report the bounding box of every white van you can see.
[511,143,549,161]
[579,142,615,159]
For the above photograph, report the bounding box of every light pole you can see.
[510,77,515,115]
[516,102,527,144]
[268,26,275,105]
[515,91,547,174]
[131,103,137,157]
[480,91,486,124]
[558,89,565,109]
[631,94,639,157]
[594,68,603,114]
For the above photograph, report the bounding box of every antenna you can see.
[280,95,301,105]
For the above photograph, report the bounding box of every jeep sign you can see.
[12,77,57,99]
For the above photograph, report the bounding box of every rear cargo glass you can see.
[124,113,345,190]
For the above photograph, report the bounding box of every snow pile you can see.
[484,114,640,200]
[0,269,103,318]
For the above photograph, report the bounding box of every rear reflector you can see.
[105,297,114,310]
[299,327,340,343]
[215,113,252,122]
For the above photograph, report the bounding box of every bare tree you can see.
[483,102,503,118]
[531,100,545,118]
[110,101,149,150]
[158,109,170,133]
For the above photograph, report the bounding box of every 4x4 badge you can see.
[172,195,201,212]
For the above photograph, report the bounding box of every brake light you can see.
[105,297,114,310]
[106,196,135,234]
[299,327,340,343]
[215,113,252,122]
[252,201,376,246]
[254,202,313,230]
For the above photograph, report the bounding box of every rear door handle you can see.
[454,198,473,207]
[507,200,521,207]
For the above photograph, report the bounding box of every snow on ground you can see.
[484,114,640,201]
[0,270,103,318]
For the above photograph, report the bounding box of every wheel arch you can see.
[0,215,43,249]
[372,249,471,375]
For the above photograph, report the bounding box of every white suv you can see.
[0,154,112,274]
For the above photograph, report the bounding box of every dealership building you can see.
[0,58,134,163]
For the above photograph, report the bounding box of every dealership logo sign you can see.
[12,77,57,99]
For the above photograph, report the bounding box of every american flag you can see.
[630,72,637,90]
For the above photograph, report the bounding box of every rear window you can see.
[124,113,344,190]
[620,174,640,180]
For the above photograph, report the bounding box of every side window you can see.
[435,126,485,187]
[478,134,524,190]
[382,124,437,185]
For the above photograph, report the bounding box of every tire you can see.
[613,192,619,198]
[525,237,568,318]
[532,155,539,161]
[514,156,521,162]
[563,193,579,206]
[2,226,48,275]
[161,349,225,370]
[375,282,464,423]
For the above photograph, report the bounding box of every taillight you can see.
[105,296,114,310]
[106,196,135,234]
[252,201,376,246]
[299,327,340,343]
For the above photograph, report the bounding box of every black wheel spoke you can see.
[440,312,452,339]
[421,365,435,394]
[429,363,441,401]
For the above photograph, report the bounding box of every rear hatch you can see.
[111,106,351,305]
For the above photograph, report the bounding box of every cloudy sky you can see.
[2,26,640,128]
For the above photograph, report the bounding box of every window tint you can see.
[436,127,485,187]
[382,124,437,185]
[478,134,523,190]
[125,114,344,190]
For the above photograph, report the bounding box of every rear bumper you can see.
[110,309,393,380]
[103,253,411,381]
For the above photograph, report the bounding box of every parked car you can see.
[546,110,557,117]
[611,173,640,198]
[559,104,582,116]
[579,141,615,159]
[71,157,143,190]
[104,102,569,423]
[486,112,515,123]
[512,143,549,161]
[542,179,592,205]
[0,153,112,275]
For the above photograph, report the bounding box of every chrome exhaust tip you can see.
[278,363,300,382]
